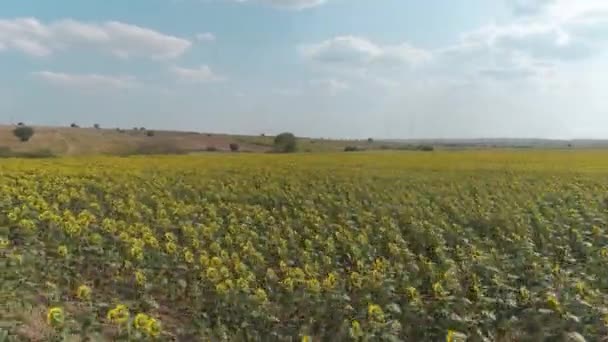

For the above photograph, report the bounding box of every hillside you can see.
[0,125,387,156]
[0,125,268,156]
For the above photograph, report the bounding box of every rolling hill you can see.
[0,125,268,156]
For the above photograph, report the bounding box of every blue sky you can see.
[1,0,607,139]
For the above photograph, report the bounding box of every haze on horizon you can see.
[1,0,607,140]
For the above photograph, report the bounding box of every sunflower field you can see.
[2,151,608,341]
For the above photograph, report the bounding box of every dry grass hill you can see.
[0,125,387,156]
[0,125,269,156]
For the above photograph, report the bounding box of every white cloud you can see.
[436,0,608,80]
[0,18,191,59]
[534,0,608,22]
[454,23,592,62]
[477,66,537,80]
[300,36,430,92]
[299,1,608,91]
[234,0,326,10]
[309,78,350,95]
[170,65,225,82]
[196,32,216,42]
[11,38,52,57]
[507,0,555,16]
[32,71,137,89]
[301,36,431,67]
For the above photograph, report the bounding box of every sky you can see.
[1,0,607,139]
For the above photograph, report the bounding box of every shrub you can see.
[417,145,435,152]
[146,131,155,137]
[274,132,297,153]
[94,124,100,129]
[367,138,374,143]
[13,126,34,142]
[70,123,79,128]
[206,146,218,152]
[344,146,364,152]
[17,122,24,126]
[229,143,239,152]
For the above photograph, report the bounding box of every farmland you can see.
[2,150,608,341]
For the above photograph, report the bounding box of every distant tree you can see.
[93,123,100,129]
[17,122,24,126]
[139,127,146,131]
[229,143,240,152]
[146,130,155,137]
[274,132,297,153]
[367,138,374,143]
[206,146,218,152]
[70,123,79,128]
[261,133,266,137]
[13,126,34,142]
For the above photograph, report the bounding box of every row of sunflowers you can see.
[2,152,608,340]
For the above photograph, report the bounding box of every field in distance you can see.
[3,150,608,341]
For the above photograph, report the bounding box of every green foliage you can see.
[274,132,297,153]
[13,125,35,142]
